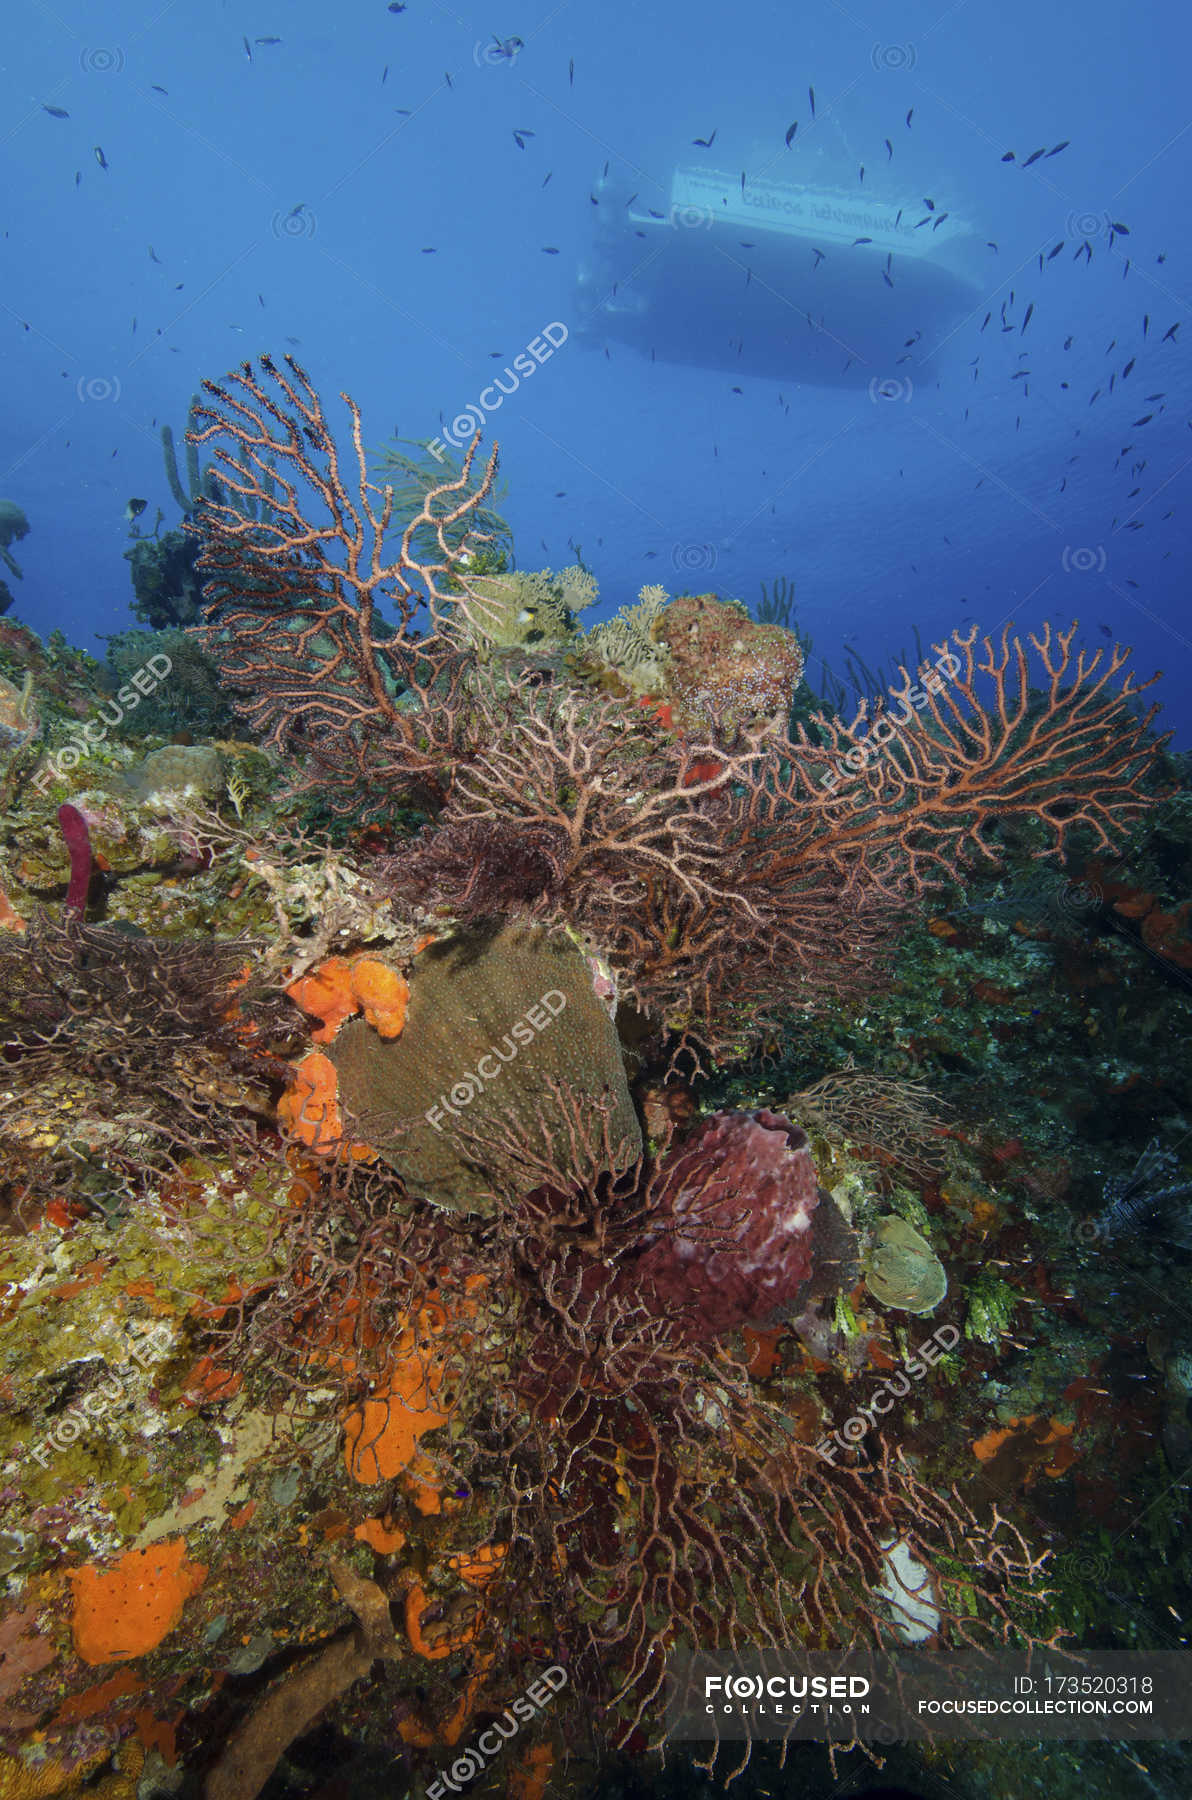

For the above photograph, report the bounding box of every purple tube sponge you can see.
[58,803,93,916]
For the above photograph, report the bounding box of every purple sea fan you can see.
[635,1108,843,1342]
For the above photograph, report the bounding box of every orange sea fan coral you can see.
[67,1541,207,1665]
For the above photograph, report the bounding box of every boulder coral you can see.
[325,924,641,1212]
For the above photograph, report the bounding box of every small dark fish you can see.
[1162,322,1179,342]
[905,107,913,127]
[243,35,252,59]
[569,58,574,85]
[1133,414,1153,426]
[1047,240,1063,260]
[151,84,168,95]
[731,386,742,393]
[1122,358,1134,377]
[148,245,162,263]
[42,104,69,118]
[859,165,864,182]
[1099,624,1113,638]
[125,498,148,521]
[1021,302,1033,333]
[1064,335,1073,349]
[93,145,108,169]
[932,211,948,228]
[809,85,816,117]
[381,65,388,83]
[1144,392,1164,400]
[987,240,998,251]
[882,271,893,287]
[255,37,282,45]
[1110,220,1129,234]
[1047,140,1069,156]
[388,1,407,9]
[512,129,534,148]
[74,170,81,185]
[1022,147,1047,166]
[914,215,932,228]
[740,170,746,193]
[894,209,902,227]
[981,312,991,331]
[1001,150,1015,161]
[445,69,453,87]
[852,236,872,245]
[542,171,552,188]
[692,131,717,147]
[785,120,798,146]
[258,293,265,307]
[542,245,559,253]
[923,197,935,210]
[739,240,755,247]
[811,248,824,266]
[1143,314,1149,335]
[285,335,301,345]
[885,138,893,159]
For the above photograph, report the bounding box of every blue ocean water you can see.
[1,0,1188,737]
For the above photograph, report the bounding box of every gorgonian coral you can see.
[188,356,1167,1053]
[0,910,298,1223]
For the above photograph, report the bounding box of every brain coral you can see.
[327,923,641,1212]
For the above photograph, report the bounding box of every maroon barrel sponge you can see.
[636,1108,821,1341]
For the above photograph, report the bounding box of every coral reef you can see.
[2,355,1188,1800]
